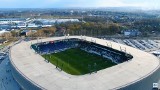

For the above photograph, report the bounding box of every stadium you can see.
[9,36,160,90]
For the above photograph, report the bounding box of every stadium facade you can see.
[9,36,160,90]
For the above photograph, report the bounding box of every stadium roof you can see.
[10,36,160,90]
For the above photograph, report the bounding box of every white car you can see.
[153,83,158,89]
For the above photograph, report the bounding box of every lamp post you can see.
[45,52,47,61]
[88,64,91,74]
[106,42,108,47]
[61,64,63,71]
[94,63,97,73]
[110,42,112,48]
[56,59,58,68]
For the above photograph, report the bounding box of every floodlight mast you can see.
[56,59,58,68]
[120,46,126,53]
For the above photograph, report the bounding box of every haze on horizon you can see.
[0,0,159,10]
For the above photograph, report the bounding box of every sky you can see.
[0,0,159,10]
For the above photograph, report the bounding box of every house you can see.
[20,30,37,36]
[0,39,8,45]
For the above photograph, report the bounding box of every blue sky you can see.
[0,0,159,9]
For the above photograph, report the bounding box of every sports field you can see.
[42,48,116,75]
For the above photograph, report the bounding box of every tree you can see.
[32,26,56,37]
[1,32,12,40]
[11,30,20,37]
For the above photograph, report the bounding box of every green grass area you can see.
[42,48,116,75]
[0,45,4,49]
[0,42,12,49]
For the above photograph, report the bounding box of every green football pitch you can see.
[42,48,116,75]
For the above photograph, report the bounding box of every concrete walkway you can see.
[10,36,160,90]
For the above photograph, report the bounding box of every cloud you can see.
[64,0,147,8]
[91,0,138,7]
[0,0,159,9]
[0,0,59,8]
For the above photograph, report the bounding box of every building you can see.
[123,29,141,37]
[35,19,79,25]
[0,30,10,35]
[20,30,36,36]
[0,18,28,25]
[0,25,11,30]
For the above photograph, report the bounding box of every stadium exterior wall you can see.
[8,37,160,90]
[9,50,44,90]
[119,63,160,90]
[9,58,160,90]
[10,63,42,90]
